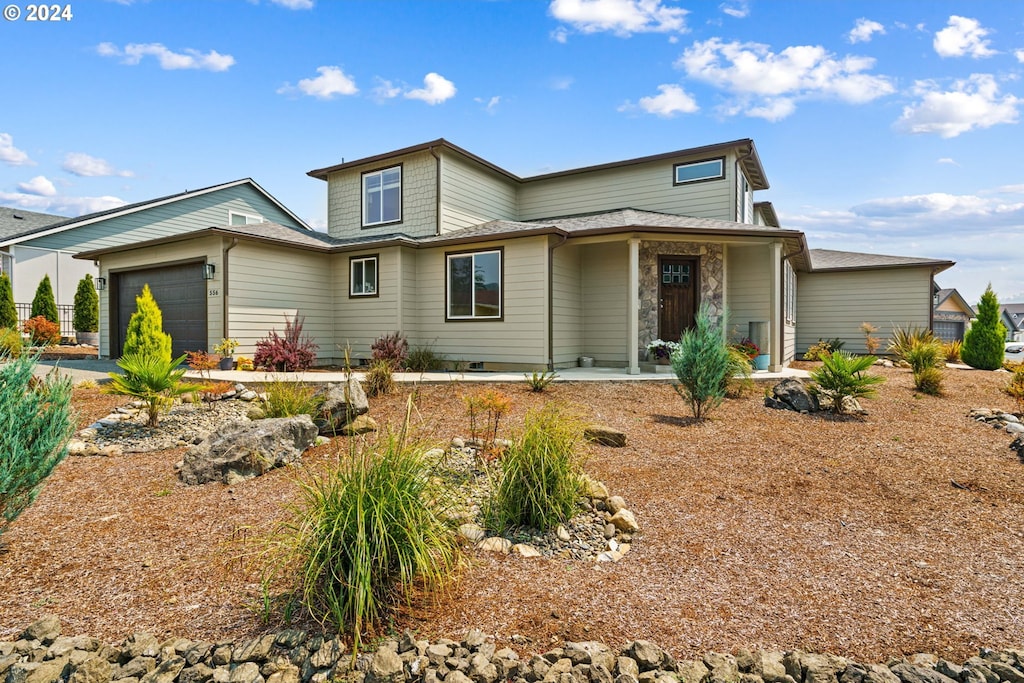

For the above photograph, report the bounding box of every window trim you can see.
[228,210,264,226]
[361,164,403,228]
[673,157,725,186]
[349,254,379,299]
[445,247,504,322]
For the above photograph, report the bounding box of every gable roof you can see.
[1002,304,1024,331]
[809,248,954,274]
[934,287,974,315]
[307,138,769,190]
[0,206,66,241]
[0,178,310,248]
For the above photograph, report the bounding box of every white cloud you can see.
[937,157,959,165]
[0,133,32,166]
[551,26,569,43]
[0,191,126,216]
[848,18,885,44]
[277,66,358,99]
[1016,49,1024,63]
[404,72,457,105]
[720,1,748,18]
[549,0,687,37]
[17,176,56,197]
[475,96,502,114]
[97,42,235,71]
[549,76,574,90]
[372,78,402,102]
[269,0,313,8]
[896,74,1020,138]
[933,15,996,58]
[675,38,894,119]
[622,84,698,117]
[62,152,134,178]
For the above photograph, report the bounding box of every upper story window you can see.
[350,255,378,297]
[673,157,725,186]
[447,249,502,320]
[362,165,402,227]
[229,210,264,226]
[739,173,752,223]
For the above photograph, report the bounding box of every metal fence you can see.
[16,303,75,338]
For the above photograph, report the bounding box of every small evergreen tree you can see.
[73,274,99,333]
[0,352,74,538]
[30,275,59,325]
[0,273,16,330]
[670,304,731,420]
[123,284,172,364]
[962,284,1007,370]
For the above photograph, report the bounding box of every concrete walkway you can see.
[34,358,809,386]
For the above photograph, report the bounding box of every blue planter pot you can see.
[754,354,770,371]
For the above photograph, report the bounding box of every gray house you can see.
[78,138,954,371]
[1001,304,1024,341]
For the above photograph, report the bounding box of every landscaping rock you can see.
[342,414,379,436]
[313,378,369,436]
[767,378,820,413]
[176,416,318,485]
[608,509,639,533]
[584,425,626,448]
[477,537,512,554]
[22,615,61,644]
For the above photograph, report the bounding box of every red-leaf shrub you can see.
[254,314,319,371]
[22,315,61,347]
[371,331,408,369]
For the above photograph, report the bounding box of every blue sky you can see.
[1,0,1022,303]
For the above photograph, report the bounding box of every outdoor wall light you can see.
[95,276,107,291]
[203,263,215,280]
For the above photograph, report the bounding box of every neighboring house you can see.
[0,178,309,341]
[1001,304,1024,341]
[932,286,974,342]
[77,138,954,371]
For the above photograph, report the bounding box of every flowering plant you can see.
[213,338,239,357]
[646,338,679,360]
[733,338,760,360]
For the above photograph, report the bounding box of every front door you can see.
[658,256,698,342]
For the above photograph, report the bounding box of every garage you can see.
[933,320,965,342]
[114,262,208,358]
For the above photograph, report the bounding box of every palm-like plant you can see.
[810,350,886,414]
[104,353,202,426]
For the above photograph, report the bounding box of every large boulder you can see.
[176,417,319,485]
[767,378,820,413]
[313,378,369,436]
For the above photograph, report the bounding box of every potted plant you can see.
[213,338,239,370]
[235,355,254,371]
[73,274,99,346]
[645,339,679,365]
[733,338,760,361]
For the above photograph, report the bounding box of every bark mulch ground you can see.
[1,364,1021,662]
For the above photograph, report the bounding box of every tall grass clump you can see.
[943,339,963,363]
[671,304,730,420]
[261,400,460,650]
[406,344,445,372]
[905,337,945,395]
[962,284,1007,370]
[888,324,936,360]
[724,346,753,398]
[0,352,74,538]
[483,402,586,532]
[1005,365,1024,413]
[262,379,321,418]
[809,351,885,414]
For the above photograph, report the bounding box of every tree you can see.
[30,275,58,325]
[123,284,171,364]
[0,273,16,330]
[670,304,731,420]
[73,274,99,333]
[962,284,1007,371]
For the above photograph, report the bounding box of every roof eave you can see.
[307,139,521,182]
[812,260,955,274]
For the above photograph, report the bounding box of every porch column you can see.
[627,237,640,375]
[769,240,782,371]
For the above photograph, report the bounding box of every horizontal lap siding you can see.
[228,243,334,362]
[726,245,771,342]
[411,238,547,366]
[552,244,582,366]
[797,268,933,355]
[581,242,627,363]
[333,247,400,361]
[440,153,517,232]
[98,236,223,358]
[518,156,734,221]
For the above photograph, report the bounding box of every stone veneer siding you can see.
[638,241,724,359]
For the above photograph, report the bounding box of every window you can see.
[229,211,264,226]
[784,261,797,325]
[673,157,724,185]
[447,249,502,320]
[350,255,378,297]
[362,165,402,227]
[739,173,752,224]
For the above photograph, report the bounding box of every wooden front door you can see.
[658,256,698,342]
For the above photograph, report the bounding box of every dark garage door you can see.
[115,263,208,358]
[933,320,965,342]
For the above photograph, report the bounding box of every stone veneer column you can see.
[628,238,640,375]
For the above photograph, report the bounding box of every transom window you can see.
[350,255,378,297]
[662,263,690,285]
[228,210,264,226]
[447,249,502,320]
[673,158,725,185]
[362,166,402,227]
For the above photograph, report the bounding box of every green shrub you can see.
[962,284,1007,370]
[104,353,201,426]
[406,344,446,372]
[724,346,754,398]
[262,404,460,650]
[904,338,944,374]
[809,351,885,413]
[365,359,394,397]
[1005,365,1024,413]
[524,370,558,392]
[0,352,74,538]
[0,273,16,330]
[123,284,172,364]
[73,274,99,333]
[0,328,22,358]
[30,275,58,325]
[914,366,944,396]
[484,402,586,532]
[262,380,321,418]
[804,337,846,361]
[670,304,730,420]
[888,325,936,360]
[22,315,61,347]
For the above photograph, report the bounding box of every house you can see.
[1001,304,1024,341]
[931,287,974,342]
[0,178,309,338]
[76,138,954,370]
